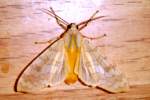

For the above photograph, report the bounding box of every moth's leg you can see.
[34,36,62,44]
[50,8,67,30]
[34,40,52,44]
[34,35,59,44]
[35,32,65,44]
[41,8,69,27]
[78,10,99,30]
[81,33,106,40]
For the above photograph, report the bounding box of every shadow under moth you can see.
[14,7,129,93]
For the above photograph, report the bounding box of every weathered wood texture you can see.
[0,0,150,99]
[0,84,150,100]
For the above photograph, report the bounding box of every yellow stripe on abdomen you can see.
[64,47,79,84]
[64,35,80,84]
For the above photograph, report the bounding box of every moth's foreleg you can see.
[78,10,99,30]
[55,20,67,30]
[50,7,67,30]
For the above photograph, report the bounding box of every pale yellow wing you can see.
[15,39,66,93]
[77,39,129,93]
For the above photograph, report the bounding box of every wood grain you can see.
[0,0,150,99]
[0,84,150,100]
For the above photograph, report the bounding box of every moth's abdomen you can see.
[64,34,80,84]
[64,47,80,84]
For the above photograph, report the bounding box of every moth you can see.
[14,7,129,93]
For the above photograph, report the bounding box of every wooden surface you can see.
[0,0,150,99]
[0,84,149,100]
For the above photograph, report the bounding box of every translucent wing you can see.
[15,39,66,93]
[77,39,129,93]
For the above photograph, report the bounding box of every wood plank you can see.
[0,84,150,100]
[0,0,150,98]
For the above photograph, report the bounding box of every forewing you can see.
[15,39,66,93]
[77,39,129,93]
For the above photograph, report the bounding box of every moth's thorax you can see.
[64,23,82,49]
[67,23,78,34]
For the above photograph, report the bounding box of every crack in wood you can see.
[97,44,125,48]
[127,1,143,4]
[129,55,150,60]
[0,56,28,61]
[124,37,150,43]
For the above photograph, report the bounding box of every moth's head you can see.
[67,23,78,31]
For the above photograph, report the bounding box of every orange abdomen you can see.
[64,35,80,84]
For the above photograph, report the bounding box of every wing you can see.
[77,39,129,93]
[15,39,66,93]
